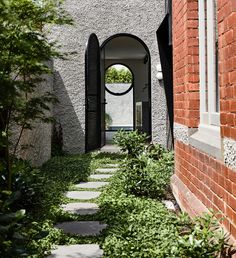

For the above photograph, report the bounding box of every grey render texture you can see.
[50,0,167,154]
[12,70,53,166]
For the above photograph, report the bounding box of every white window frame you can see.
[198,0,220,129]
[189,0,221,159]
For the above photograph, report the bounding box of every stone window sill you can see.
[189,124,222,160]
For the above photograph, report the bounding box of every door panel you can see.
[100,49,105,146]
[85,33,101,152]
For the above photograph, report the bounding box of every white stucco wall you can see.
[51,0,167,153]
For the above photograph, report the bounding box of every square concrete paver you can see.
[90,174,112,180]
[66,191,101,200]
[76,181,108,189]
[100,145,121,153]
[106,163,119,167]
[55,221,107,236]
[62,202,99,215]
[95,168,118,173]
[48,244,103,258]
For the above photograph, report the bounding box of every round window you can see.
[105,64,133,96]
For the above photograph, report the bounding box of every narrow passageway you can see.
[46,139,232,257]
[48,153,120,258]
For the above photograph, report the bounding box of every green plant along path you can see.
[97,131,234,258]
[0,131,235,257]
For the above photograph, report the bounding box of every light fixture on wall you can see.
[156,64,163,80]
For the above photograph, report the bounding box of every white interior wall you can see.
[105,84,133,127]
[105,59,149,105]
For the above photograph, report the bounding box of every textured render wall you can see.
[51,0,167,153]
[12,71,53,166]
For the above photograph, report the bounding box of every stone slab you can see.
[106,163,119,167]
[61,202,99,215]
[100,145,121,153]
[66,191,101,200]
[48,244,103,258]
[95,168,118,173]
[76,182,108,189]
[55,221,107,236]
[90,174,112,180]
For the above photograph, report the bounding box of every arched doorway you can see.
[104,64,134,143]
[85,33,151,152]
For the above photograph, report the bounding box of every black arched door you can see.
[85,33,101,152]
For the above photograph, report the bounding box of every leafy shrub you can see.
[146,143,167,160]
[121,153,173,199]
[113,130,148,157]
[0,190,27,257]
[176,212,236,258]
[0,190,51,257]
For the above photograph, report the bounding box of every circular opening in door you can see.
[105,64,133,96]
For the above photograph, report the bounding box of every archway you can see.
[85,33,151,152]
[104,64,134,143]
[101,34,152,144]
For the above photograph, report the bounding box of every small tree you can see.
[0,0,73,190]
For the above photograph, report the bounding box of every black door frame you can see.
[100,33,152,140]
[157,13,174,149]
[85,33,101,153]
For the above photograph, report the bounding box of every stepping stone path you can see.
[48,244,103,258]
[49,163,119,258]
[75,181,109,189]
[95,168,118,173]
[90,174,112,180]
[55,221,107,236]
[66,191,101,200]
[62,202,99,215]
[106,163,119,167]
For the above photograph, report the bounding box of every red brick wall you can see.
[172,0,199,128]
[172,0,236,240]
[175,140,236,238]
[219,0,236,140]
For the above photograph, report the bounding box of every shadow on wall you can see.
[15,60,54,166]
[53,71,85,154]
[158,78,173,150]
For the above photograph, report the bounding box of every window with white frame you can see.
[198,0,219,127]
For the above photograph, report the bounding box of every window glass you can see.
[105,65,133,96]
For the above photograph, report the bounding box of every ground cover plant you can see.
[0,153,93,257]
[96,130,236,257]
[99,171,235,257]
[0,151,120,257]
